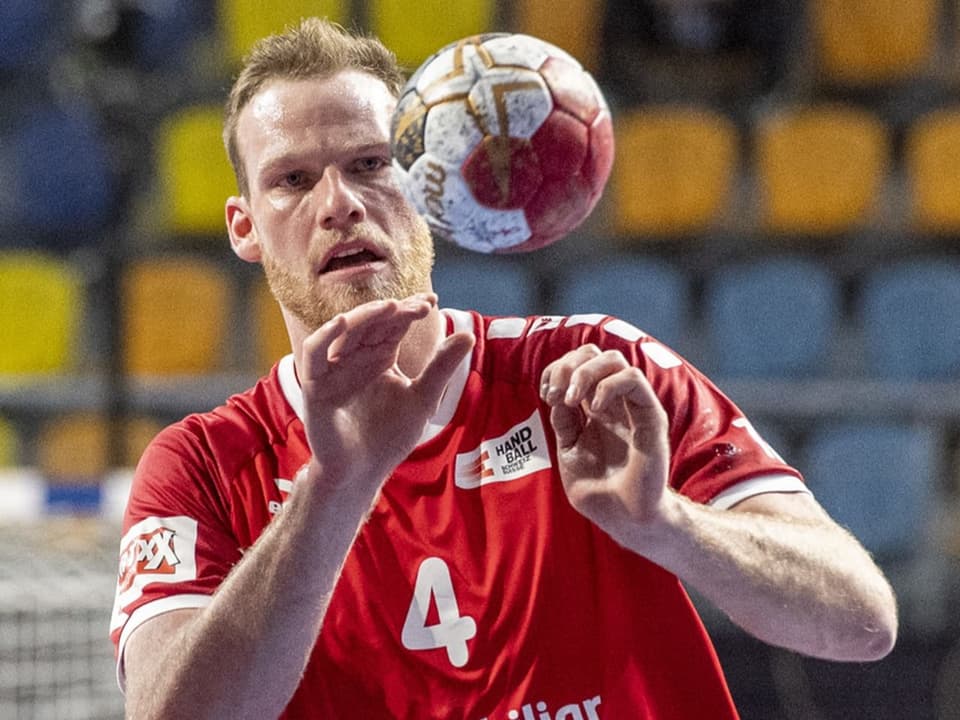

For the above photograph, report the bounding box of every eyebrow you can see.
[256,141,392,181]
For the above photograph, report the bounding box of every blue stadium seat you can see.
[860,259,960,380]
[703,257,840,378]
[131,3,215,73]
[4,102,115,244]
[551,255,690,351]
[801,422,937,560]
[0,1,61,76]
[433,256,539,318]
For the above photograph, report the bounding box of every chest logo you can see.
[455,410,552,489]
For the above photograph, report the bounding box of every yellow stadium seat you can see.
[754,104,889,236]
[905,108,960,234]
[370,0,494,70]
[252,276,290,374]
[810,0,938,87]
[121,256,233,376]
[515,0,602,72]
[218,0,348,67]
[156,104,237,237]
[0,251,81,376]
[0,416,19,467]
[611,106,738,238]
[37,413,110,480]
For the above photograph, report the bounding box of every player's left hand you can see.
[539,344,675,544]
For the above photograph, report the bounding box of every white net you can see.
[0,517,124,720]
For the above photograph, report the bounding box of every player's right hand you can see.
[298,293,473,498]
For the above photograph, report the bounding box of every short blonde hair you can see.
[223,17,405,196]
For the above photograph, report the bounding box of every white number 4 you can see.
[401,557,477,668]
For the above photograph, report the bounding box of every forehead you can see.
[237,70,397,166]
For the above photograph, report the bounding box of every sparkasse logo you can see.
[455,411,551,489]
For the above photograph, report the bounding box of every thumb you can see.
[412,331,475,408]
[550,403,583,451]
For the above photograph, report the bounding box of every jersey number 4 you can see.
[401,557,477,668]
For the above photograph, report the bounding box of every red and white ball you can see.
[390,33,614,253]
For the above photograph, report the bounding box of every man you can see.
[111,18,897,720]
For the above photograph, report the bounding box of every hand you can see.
[299,293,474,496]
[540,344,673,544]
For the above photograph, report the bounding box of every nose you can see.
[316,167,365,229]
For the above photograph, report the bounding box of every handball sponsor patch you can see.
[455,411,551,489]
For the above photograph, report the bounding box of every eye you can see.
[278,170,309,188]
[352,156,389,173]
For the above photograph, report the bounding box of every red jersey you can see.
[111,310,806,720]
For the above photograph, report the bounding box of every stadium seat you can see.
[155,104,237,237]
[0,252,81,375]
[217,0,348,67]
[703,257,840,378]
[0,416,18,467]
[0,1,60,76]
[37,413,110,482]
[121,256,233,376]
[515,0,602,71]
[251,276,291,373]
[6,102,115,242]
[904,109,960,235]
[121,415,165,469]
[551,255,690,351]
[369,0,494,70]
[860,259,960,380]
[433,256,539,317]
[131,3,215,73]
[801,422,937,560]
[612,107,738,239]
[753,104,889,236]
[809,0,938,87]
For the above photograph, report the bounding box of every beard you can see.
[261,217,435,332]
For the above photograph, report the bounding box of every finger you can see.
[412,331,475,410]
[549,402,583,450]
[328,295,434,360]
[563,349,630,407]
[300,313,348,378]
[589,366,658,415]
[540,344,602,406]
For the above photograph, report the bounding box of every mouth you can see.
[319,242,387,275]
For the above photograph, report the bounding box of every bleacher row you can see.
[2,0,960,634]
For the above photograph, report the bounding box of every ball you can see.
[390,33,614,253]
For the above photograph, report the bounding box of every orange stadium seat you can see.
[611,106,738,239]
[121,415,166,469]
[251,276,291,374]
[37,413,110,481]
[809,0,938,87]
[369,0,494,70]
[0,251,81,376]
[753,104,889,236]
[515,0,602,72]
[217,0,348,67]
[0,416,18,467]
[905,108,960,235]
[121,256,233,376]
[155,104,237,237]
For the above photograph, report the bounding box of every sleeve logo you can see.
[110,516,198,634]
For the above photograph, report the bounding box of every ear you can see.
[226,196,261,263]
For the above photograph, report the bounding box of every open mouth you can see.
[320,245,386,274]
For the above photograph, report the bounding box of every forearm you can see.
[127,464,376,720]
[615,492,897,661]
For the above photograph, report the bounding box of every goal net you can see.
[0,516,125,720]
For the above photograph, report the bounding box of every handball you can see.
[390,33,614,253]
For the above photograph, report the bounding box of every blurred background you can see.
[1,0,959,718]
